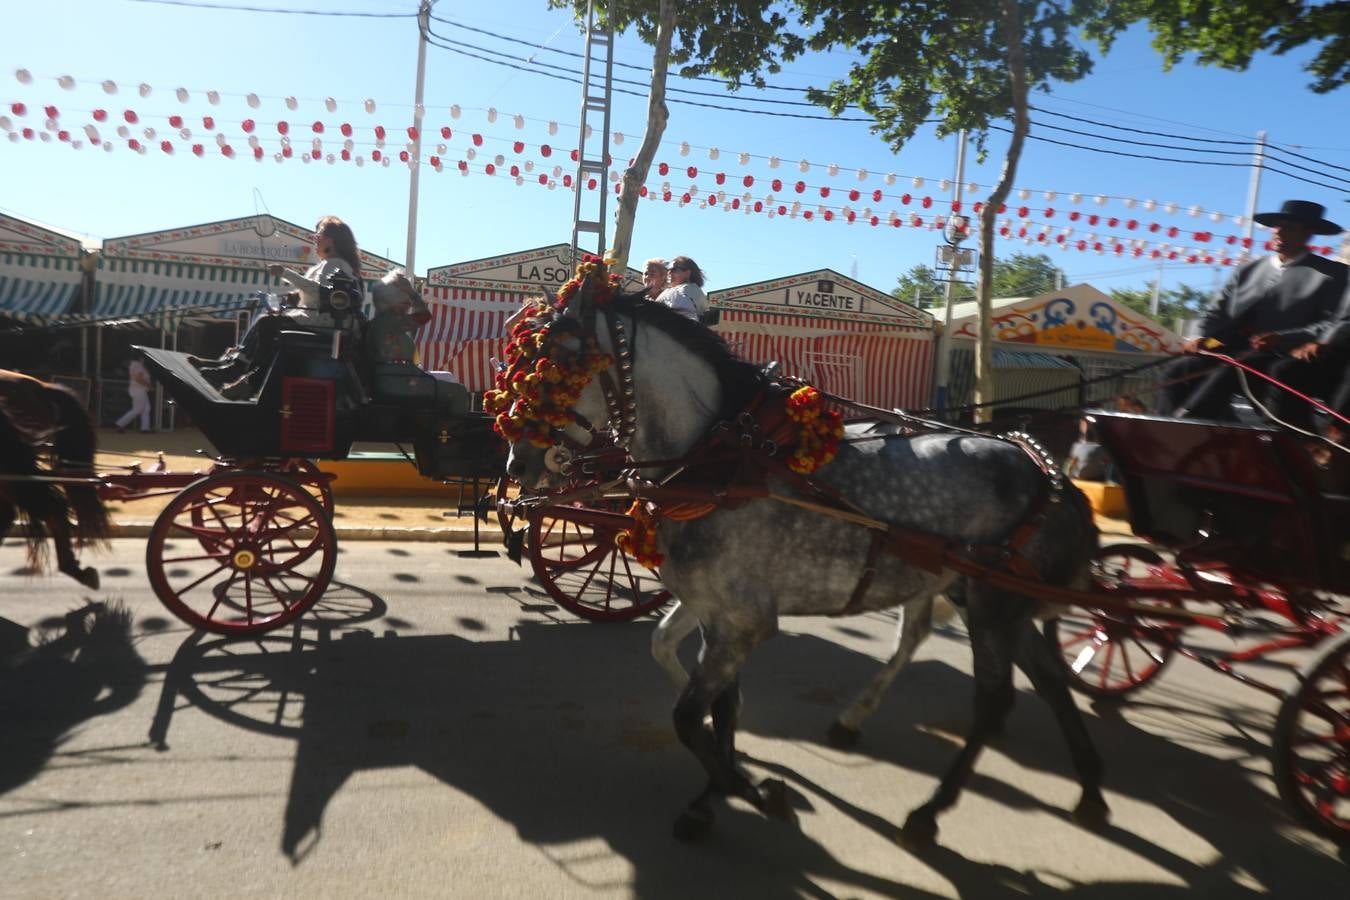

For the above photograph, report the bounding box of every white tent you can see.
[418,244,643,392]
[0,212,90,324]
[97,214,399,327]
[709,269,936,411]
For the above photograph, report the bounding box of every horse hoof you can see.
[673,808,714,843]
[759,778,799,826]
[896,811,939,852]
[78,568,100,590]
[826,721,860,749]
[1072,794,1111,832]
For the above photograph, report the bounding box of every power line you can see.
[124,0,416,16]
[1028,120,1350,188]
[420,26,877,121]
[424,23,865,112]
[991,126,1350,192]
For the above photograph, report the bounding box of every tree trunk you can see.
[608,0,676,270]
[974,0,1030,423]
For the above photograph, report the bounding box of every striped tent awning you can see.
[714,309,934,411]
[92,257,278,325]
[416,286,525,388]
[0,252,83,322]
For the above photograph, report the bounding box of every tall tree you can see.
[549,1,803,269]
[1112,281,1210,327]
[891,264,971,308]
[797,0,1100,417]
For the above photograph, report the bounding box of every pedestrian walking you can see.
[115,358,152,433]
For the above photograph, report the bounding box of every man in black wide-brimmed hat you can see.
[1158,199,1349,426]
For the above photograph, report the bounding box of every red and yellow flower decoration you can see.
[783,386,845,474]
[482,257,619,448]
[615,499,664,569]
[553,253,622,311]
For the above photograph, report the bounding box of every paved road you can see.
[1,540,1344,898]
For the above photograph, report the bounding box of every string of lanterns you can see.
[8,73,1337,263]
[5,111,1294,266]
[7,67,1272,224]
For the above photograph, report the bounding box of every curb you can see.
[107,522,502,544]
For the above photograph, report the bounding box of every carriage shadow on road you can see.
[133,588,1344,899]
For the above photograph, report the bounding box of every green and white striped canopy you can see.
[0,252,82,322]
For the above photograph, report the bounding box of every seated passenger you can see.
[365,269,431,367]
[1157,200,1347,428]
[197,216,364,400]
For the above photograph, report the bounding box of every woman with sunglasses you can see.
[655,255,709,321]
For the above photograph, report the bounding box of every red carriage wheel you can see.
[527,502,671,622]
[281,458,335,519]
[1044,543,1184,698]
[1274,630,1350,845]
[147,471,337,635]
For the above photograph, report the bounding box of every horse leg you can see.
[1014,619,1110,830]
[898,589,1022,851]
[830,596,935,748]
[652,600,699,692]
[671,629,788,840]
[49,516,99,590]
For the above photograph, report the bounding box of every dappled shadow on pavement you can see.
[142,609,1343,898]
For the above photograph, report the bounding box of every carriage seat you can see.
[369,361,470,415]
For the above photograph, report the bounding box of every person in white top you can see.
[655,255,709,321]
[267,215,363,325]
[206,216,365,399]
[642,257,668,300]
[115,357,153,433]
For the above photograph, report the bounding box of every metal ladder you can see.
[570,1,615,262]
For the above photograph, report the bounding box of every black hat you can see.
[1252,199,1342,235]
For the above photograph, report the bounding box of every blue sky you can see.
[3,0,1348,304]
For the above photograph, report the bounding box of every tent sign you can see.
[787,280,859,312]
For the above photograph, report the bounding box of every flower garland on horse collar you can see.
[482,255,628,449]
[783,386,846,474]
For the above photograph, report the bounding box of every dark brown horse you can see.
[0,370,109,589]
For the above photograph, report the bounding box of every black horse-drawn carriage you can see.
[125,282,504,635]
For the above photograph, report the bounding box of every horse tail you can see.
[44,383,111,546]
[0,409,65,571]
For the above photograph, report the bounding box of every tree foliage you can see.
[1085,1,1350,93]
[794,0,1102,160]
[549,0,804,267]
[1111,281,1210,326]
[892,253,1069,308]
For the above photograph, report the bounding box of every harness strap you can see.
[834,530,887,617]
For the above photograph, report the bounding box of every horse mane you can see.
[609,295,765,418]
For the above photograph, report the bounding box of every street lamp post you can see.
[933,213,974,412]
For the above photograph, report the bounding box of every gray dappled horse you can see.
[505,291,1108,849]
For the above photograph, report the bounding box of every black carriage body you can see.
[136,342,503,480]
[1091,411,1350,593]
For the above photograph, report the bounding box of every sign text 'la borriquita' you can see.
[786,280,859,312]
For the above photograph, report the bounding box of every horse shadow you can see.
[739,635,1348,894]
[0,602,148,797]
[149,610,1343,897]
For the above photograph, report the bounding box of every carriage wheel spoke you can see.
[177,561,233,599]
[1097,641,1117,689]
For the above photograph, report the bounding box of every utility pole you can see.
[404,0,432,275]
[1239,130,1266,263]
[933,129,969,412]
[1148,255,1164,317]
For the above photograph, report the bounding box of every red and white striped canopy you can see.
[715,310,933,411]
